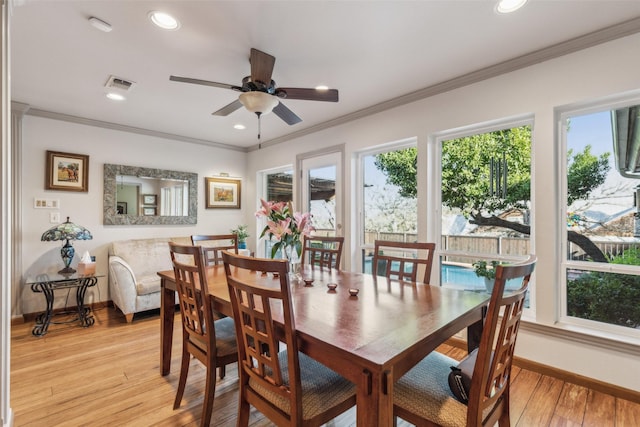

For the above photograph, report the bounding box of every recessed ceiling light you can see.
[106,92,125,101]
[315,85,329,91]
[496,0,527,14]
[148,11,180,30]
[233,124,246,130]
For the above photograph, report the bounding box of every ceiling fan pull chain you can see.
[257,111,262,149]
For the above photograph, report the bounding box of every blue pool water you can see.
[363,258,485,290]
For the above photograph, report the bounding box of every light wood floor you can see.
[10,306,640,426]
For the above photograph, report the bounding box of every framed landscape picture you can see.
[46,150,89,192]
[142,194,157,205]
[143,207,157,216]
[205,177,241,209]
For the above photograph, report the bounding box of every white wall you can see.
[246,33,640,391]
[17,115,251,316]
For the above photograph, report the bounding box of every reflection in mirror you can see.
[104,164,197,225]
[115,176,188,217]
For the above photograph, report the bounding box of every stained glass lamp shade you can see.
[41,217,93,274]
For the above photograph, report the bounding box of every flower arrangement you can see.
[255,199,314,259]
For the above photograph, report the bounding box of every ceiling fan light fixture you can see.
[238,92,278,114]
[148,11,180,30]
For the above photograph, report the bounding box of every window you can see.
[561,100,640,334]
[437,120,532,304]
[358,141,418,273]
[257,167,293,258]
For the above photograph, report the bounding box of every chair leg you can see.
[200,361,216,427]
[173,346,190,410]
[219,365,226,379]
[237,396,251,427]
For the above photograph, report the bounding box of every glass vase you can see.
[284,244,302,283]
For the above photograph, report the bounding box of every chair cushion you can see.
[188,316,237,358]
[394,351,468,427]
[249,351,355,421]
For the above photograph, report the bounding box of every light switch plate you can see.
[35,198,60,209]
[50,212,60,223]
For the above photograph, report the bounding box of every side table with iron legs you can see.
[25,273,103,336]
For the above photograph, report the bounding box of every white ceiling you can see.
[10,1,640,150]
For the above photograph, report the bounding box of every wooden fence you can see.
[364,231,640,262]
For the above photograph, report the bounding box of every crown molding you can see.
[23,107,248,153]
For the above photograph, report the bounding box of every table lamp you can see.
[41,216,93,274]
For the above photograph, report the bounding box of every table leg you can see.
[356,369,394,427]
[160,279,176,376]
[76,277,97,327]
[31,282,54,337]
[467,304,487,352]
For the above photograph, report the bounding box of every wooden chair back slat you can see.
[191,234,238,266]
[372,240,436,284]
[301,235,345,269]
[468,255,536,426]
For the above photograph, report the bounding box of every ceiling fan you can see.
[169,48,339,126]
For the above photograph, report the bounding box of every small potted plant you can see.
[230,225,249,249]
[472,260,500,293]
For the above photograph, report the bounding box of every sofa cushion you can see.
[109,236,191,279]
[136,275,162,296]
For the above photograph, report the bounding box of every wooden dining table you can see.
[158,265,488,427]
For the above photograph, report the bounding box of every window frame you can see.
[557,92,640,338]
[432,115,535,314]
[256,165,294,258]
[355,137,417,273]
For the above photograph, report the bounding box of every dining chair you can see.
[222,251,357,426]
[191,234,238,266]
[300,235,344,269]
[393,255,536,427]
[372,240,436,284]
[168,243,238,427]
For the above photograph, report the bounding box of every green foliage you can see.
[441,127,531,216]
[472,260,500,279]
[373,127,609,220]
[567,271,640,328]
[610,246,640,266]
[566,146,610,205]
[230,224,249,242]
[374,148,418,198]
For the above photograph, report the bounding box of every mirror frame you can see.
[103,163,197,225]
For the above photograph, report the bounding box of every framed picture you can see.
[143,207,157,216]
[205,177,241,209]
[46,150,89,192]
[142,194,157,205]
[116,202,127,214]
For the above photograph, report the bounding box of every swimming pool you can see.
[363,258,486,290]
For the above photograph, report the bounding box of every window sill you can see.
[520,319,640,355]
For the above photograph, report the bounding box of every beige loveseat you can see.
[108,236,190,322]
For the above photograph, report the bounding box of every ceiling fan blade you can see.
[250,48,275,85]
[170,75,240,91]
[272,102,302,125]
[212,99,243,116]
[276,87,339,102]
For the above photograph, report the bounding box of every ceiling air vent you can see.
[105,75,136,91]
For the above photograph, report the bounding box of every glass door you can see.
[300,151,343,237]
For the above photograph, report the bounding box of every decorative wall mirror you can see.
[103,164,197,225]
